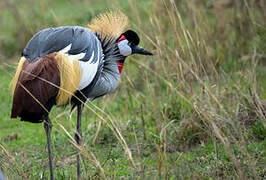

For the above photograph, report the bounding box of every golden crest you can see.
[88,10,128,37]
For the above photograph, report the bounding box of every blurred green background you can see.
[0,0,265,179]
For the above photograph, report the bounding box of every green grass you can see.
[1,62,265,179]
[1,0,266,179]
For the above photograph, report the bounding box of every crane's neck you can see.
[81,33,125,100]
[72,32,128,104]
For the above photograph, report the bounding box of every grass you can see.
[1,0,266,179]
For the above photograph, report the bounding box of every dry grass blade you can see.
[0,144,28,180]
[56,122,106,179]
[83,102,137,169]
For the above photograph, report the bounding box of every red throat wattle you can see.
[117,35,127,74]
[118,35,126,42]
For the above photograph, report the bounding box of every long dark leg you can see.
[75,104,83,180]
[44,117,54,180]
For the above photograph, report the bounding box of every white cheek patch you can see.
[118,40,132,56]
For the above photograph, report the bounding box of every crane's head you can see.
[117,30,153,57]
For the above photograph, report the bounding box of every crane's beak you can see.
[131,45,153,56]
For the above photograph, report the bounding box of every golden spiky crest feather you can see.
[88,10,128,37]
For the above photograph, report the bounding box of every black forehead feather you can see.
[122,30,140,45]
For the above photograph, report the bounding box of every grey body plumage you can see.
[23,26,101,63]
[22,26,123,105]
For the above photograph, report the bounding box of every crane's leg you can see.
[44,117,54,180]
[75,104,83,180]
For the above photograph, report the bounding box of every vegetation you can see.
[0,0,265,179]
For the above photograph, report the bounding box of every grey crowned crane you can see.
[10,11,152,180]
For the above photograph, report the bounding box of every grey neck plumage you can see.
[85,33,125,100]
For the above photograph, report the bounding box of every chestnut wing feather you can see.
[11,53,60,122]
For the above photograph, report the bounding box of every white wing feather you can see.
[58,43,100,90]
